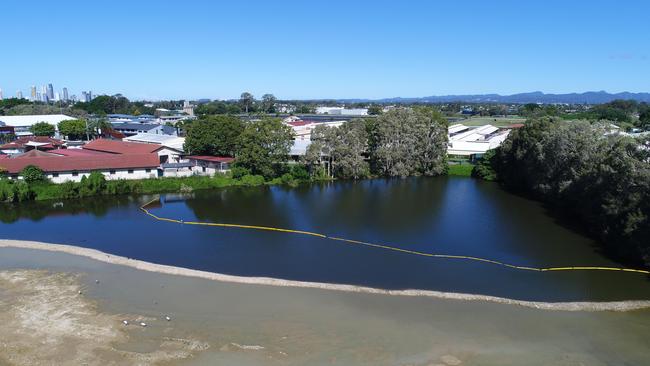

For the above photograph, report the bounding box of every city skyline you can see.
[0,82,92,103]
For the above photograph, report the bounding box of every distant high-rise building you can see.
[30,86,37,101]
[55,92,61,101]
[16,91,23,99]
[62,87,69,101]
[0,88,3,100]
[80,90,93,102]
[41,85,48,102]
[47,83,54,100]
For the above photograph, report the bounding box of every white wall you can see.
[45,168,157,183]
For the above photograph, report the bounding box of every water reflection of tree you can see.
[0,196,136,224]
[183,186,293,229]
[303,178,447,236]
[182,179,447,237]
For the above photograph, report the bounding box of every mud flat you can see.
[1,242,650,365]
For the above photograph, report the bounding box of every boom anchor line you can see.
[140,198,650,276]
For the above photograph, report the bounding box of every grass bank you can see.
[447,164,474,177]
[1,171,320,203]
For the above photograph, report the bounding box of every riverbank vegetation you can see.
[0,164,317,203]
[473,117,650,265]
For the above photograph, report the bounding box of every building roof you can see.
[0,153,159,174]
[83,138,162,154]
[0,114,75,128]
[111,122,159,131]
[49,148,107,157]
[0,136,65,150]
[287,120,312,127]
[186,156,234,163]
[14,149,61,158]
[123,133,185,151]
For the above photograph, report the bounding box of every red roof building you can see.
[0,136,65,154]
[0,153,160,175]
[82,138,162,154]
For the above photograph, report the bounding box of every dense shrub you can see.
[230,166,251,179]
[20,165,46,183]
[471,150,498,181]
[289,164,310,180]
[239,174,265,186]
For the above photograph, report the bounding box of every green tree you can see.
[491,117,650,265]
[367,108,447,177]
[236,118,294,177]
[305,121,369,179]
[20,165,46,183]
[184,115,244,156]
[240,92,255,113]
[637,106,650,130]
[261,94,277,113]
[29,122,55,137]
[471,149,498,181]
[367,105,383,115]
[58,119,87,140]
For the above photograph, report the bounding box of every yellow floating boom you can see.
[140,198,650,275]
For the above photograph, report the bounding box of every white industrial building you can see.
[123,133,186,152]
[447,124,510,157]
[0,114,76,136]
[315,107,368,116]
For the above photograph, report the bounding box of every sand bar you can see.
[1,238,649,312]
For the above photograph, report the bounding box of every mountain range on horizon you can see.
[335,91,650,104]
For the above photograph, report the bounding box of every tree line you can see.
[473,117,650,266]
[184,108,448,181]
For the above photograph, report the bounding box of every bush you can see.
[289,164,310,180]
[20,165,46,183]
[106,180,132,195]
[0,180,12,202]
[471,150,498,181]
[239,174,265,186]
[310,167,330,181]
[59,181,80,199]
[11,181,35,202]
[80,171,107,196]
[280,173,296,186]
[230,166,251,179]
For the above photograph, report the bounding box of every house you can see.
[0,114,76,136]
[0,136,65,155]
[110,122,177,137]
[186,156,234,174]
[0,153,159,183]
[0,123,15,139]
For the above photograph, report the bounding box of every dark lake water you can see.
[1,177,649,301]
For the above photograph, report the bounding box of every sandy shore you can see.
[0,269,211,365]
[1,238,649,312]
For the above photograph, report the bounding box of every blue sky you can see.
[2,0,649,100]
